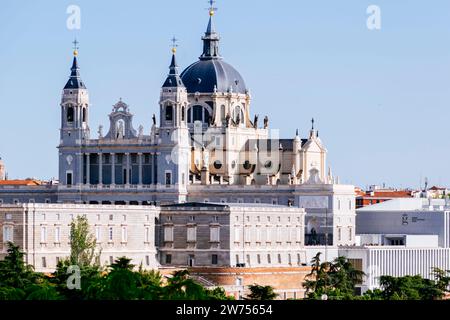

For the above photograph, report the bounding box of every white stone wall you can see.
[229,206,307,267]
[0,203,159,272]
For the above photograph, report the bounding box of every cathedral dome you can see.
[180,59,247,94]
[180,8,247,95]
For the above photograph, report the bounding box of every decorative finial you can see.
[311,118,315,130]
[208,0,217,16]
[171,36,178,54]
[72,38,79,56]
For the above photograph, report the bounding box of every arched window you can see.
[193,105,203,122]
[165,105,173,121]
[220,105,226,122]
[67,106,74,122]
[181,106,185,121]
[82,107,86,123]
[233,106,244,124]
[204,108,211,124]
[188,105,211,124]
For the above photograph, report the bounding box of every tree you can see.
[245,284,278,300]
[68,215,100,267]
[303,253,365,300]
[0,242,36,289]
[364,270,450,300]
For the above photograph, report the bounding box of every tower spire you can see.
[64,39,86,89]
[201,0,221,60]
[163,37,185,88]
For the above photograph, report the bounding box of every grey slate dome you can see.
[180,10,247,94]
[181,59,247,94]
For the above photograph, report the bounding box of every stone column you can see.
[86,153,90,185]
[125,153,130,185]
[111,153,115,185]
[98,153,103,185]
[138,153,143,185]
[151,153,155,185]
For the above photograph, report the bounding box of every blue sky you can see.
[0,0,449,189]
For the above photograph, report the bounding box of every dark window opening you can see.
[82,108,86,122]
[213,160,222,170]
[165,254,172,264]
[212,254,218,265]
[67,106,74,122]
[66,173,73,186]
[165,105,173,121]
[181,106,185,121]
[193,106,203,122]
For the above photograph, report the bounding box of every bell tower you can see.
[58,41,90,187]
[157,42,190,202]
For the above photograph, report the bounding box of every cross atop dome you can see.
[208,0,218,16]
[72,38,79,56]
[171,36,178,54]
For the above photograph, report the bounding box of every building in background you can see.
[355,186,413,209]
[338,197,450,293]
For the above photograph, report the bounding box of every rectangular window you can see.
[5,213,12,220]
[257,254,261,264]
[212,254,218,265]
[109,256,114,264]
[256,227,261,242]
[145,227,150,243]
[95,226,101,241]
[55,226,61,243]
[165,172,172,186]
[56,257,60,265]
[164,226,174,242]
[338,228,342,241]
[165,254,172,264]
[349,227,353,241]
[145,255,150,266]
[121,227,127,242]
[187,227,197,242]
[236,254,240,265]
[66,172,73,186]
[42,257,47,268]
[267,254,271,264]
[246,254,250,265]
[108,227,113,242]
[272,198,278,205]
[40,226,47,243]
[210,227,220,242]
[234,228,240,242]
[278,254,282,264]
[3,226,13,242]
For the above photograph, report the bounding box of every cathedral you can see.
[0,5,356,247]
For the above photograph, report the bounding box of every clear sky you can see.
[0,0,449,189]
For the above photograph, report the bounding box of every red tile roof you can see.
[0,179,42,186]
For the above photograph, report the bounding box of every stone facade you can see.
[0,203,159,272]
[158,203,307,268]
[0,6,357,250]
